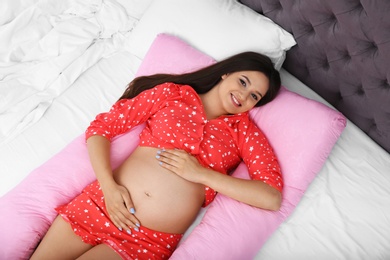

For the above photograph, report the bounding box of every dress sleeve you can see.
[85,83,181,141]
[238,119,283,193]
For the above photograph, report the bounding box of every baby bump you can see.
[114,146,205,234]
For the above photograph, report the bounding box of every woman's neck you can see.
[199,87,224,120]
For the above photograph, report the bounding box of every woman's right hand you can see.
[101,181,141,234]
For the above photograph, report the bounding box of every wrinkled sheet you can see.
[1,1,390,259]
[0,0,136,144]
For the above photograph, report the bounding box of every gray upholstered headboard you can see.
[240,0,390,153]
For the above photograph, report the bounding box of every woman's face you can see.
[218,70,269,114]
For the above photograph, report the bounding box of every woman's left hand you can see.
[156,149,206,183]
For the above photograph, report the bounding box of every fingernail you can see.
[159,161,163,166]
[127,229,132,235]
[130,207,135,214]
[118,227,122,231]
[136,223,140,227]
[157,150,162,154]
[134,227,139,232]
[156,155,160,159]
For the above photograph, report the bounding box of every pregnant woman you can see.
[31,51,283,260]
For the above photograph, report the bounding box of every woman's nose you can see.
[241,90,250,100]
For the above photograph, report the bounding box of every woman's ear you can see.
[221,73,228,79]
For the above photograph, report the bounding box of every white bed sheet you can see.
[0,50,141,196]
[0,0,141,196]
[1,1,390,258]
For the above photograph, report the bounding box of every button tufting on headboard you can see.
[240,0,390,153]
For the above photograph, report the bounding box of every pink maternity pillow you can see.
[139,34,347,258]
[0,33,346,259]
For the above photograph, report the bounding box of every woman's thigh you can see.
[30,215,92,260]
[77,244,122,260]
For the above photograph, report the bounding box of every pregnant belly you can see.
[114,146,205,234]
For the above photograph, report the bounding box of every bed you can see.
[1,0,389,259]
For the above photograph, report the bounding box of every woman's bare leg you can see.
[30,215,92,260]
[77,244,122,260]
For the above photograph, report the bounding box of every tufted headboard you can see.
[240,0,390,153]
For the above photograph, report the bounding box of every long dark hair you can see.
[119,51,281,107]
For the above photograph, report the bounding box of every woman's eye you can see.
[251,93,259,101]
[240,79,246,87]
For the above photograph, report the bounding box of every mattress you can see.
[2,55,389,258]
[1,0,390,259]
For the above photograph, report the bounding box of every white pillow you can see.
[125,0,296,70]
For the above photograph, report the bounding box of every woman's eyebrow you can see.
[242,75,251,85]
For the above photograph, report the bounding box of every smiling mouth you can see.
[231,93,241,107]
